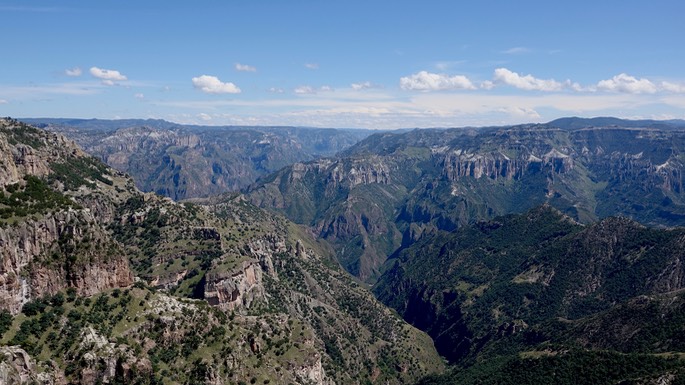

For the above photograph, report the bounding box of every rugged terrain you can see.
[0,118,442,384]
[375,205,685,383]
[9,116,685,384]
[24,118,374,200]
[247,118,685,281]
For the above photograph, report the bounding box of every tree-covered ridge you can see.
[374,205,685,382]
[0,175,79,222]
[418,350,685,385]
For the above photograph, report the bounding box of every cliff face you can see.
[440,147,574,181]
[249,123,685,283]
[0,119,135,314]
[204,260,265,311]
[36,120,373,200]
[0,210,133,313]
[0,129,63,188]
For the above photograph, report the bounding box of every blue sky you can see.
[1,1,684,128]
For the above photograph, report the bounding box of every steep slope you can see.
[0,118,136,314]
[28,118,373,200]
[374,206,685,382]
[0,118,443,384]
[248,119,685,282]
[248,152,431,280]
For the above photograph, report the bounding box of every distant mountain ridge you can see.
[548,116,685,130]
[247,117,685,281]
[23,118,376,200]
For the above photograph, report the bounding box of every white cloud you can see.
[304,63,319,70]
[235,63,256,72]
[661,81,685,93]
[90,67,127,85]
[567,81,586,92]
[400,71,476,91]
[0,99,7,104]
[294,85,333,94]
[501,47,530,54]
[155,88,675,129]
[596,73,657,94]
[268,87,284,93]
[65,67,82,77]
[198,113,212,121]
[192,75,241,94]
[134,93,144,99]
[294,86,316,94]
[493,68,564,91]
[351,81,372,90]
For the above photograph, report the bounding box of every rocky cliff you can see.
[0,119,135,314]
[0,210,133,314]
[31,118,374,200]
[0,118,444,384]
[249,120,685,283]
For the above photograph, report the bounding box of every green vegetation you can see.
[0,118,46,148]
[0,310,12,338]
[0,118,443,384]
[376,205,685,379]
[0,175,78,220]
[418,350,685,385]
[48,155,113,190]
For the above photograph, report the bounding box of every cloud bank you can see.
[596,73,657,94]
[294,85,334,94]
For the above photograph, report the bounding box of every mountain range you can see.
[245,118,685,283]
[23,118,375,200]
[4,116,685,384]
[0,118,441,384]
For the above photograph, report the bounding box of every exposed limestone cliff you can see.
[293,353,331,385]
[0,209,133,314]
[204,260,265,312]
[328,157,391,187]
[440,147,574,182]
[0,119,135,314]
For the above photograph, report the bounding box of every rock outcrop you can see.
[35,120,373,200]
[0,346,65,385]
[0,119,135,314]
[204,260,265,311]
[440,147,574,182]
[0,210,133,314]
